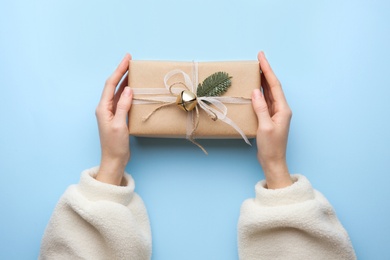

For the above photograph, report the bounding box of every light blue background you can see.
[1,0,389,259]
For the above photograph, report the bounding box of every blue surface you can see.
[1,0,389,259]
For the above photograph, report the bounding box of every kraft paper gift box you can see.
[128,60,260,140]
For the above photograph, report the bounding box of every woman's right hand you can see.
[251,52,293,189]
[95,54,133,186]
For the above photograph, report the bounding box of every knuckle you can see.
[95,107,101,117]
[274,82,282,89]
[110,122,123,133]
[279,105,292,119]
[259,124,274,134]
[116,102,127,111]
[254,103,269,115]
[116,99,130,112]
[105,77,113,86]
[285,107,293,118]
[95,105,104,117]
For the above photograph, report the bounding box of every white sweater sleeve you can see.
[39,167,152,260]
[238,174,356,260]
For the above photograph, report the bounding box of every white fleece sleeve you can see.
[238,174,356,260]
[39,167,152,260]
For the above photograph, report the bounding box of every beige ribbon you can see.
[131,62,252,153]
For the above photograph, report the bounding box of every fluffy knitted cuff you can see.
[254,174,315,207]
[76,166,135,206]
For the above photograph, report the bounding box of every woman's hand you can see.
[252,52,293,189]
[95,54,133,186]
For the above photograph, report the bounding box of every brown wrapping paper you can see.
[128,60,260,139]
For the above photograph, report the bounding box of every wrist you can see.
[96,157,128,186]
[261,160,292,189]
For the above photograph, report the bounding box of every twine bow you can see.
[131,62,252,154]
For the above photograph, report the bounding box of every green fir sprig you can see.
[196,72,232,97]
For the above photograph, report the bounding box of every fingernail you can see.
[123,87,132,97]
[253,89,262,100]
[261,51,267,59]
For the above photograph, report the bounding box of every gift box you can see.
[128,60,260,142]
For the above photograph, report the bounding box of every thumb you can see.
[252,89,272,127]
[114,87,133,123]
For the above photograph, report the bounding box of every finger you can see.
[114,87,133,125]
[261,74,274,115]
[113,73,129,112]
[100,54,132,106]
[252,89,273,127]
[258,52,288,108]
